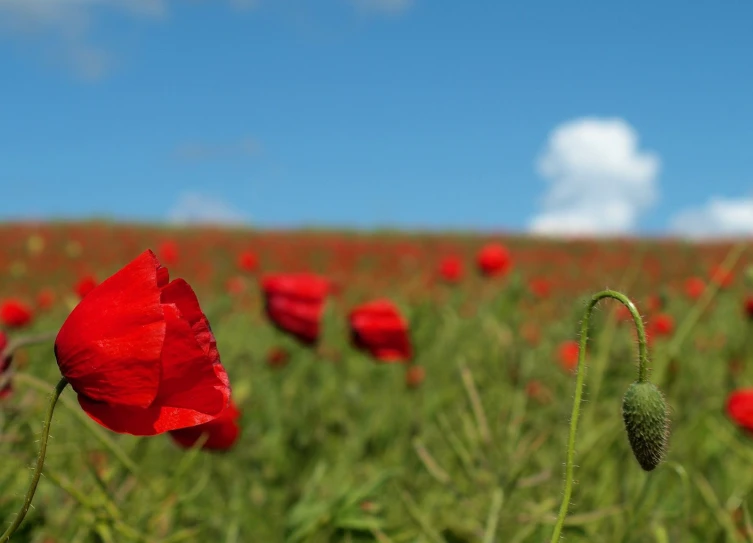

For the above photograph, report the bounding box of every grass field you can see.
[2,222,753,542]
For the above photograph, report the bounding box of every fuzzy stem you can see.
[549,290,648,542]
[0,377,68,543]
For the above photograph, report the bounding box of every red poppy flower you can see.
[74,275,98,299]
[649,313,675,337]
[36,288,56,311]
[727,389,753,431]
[237,251,258,273]
[684,277,705,300]
[0,299,33,329]
[267,346,290,369]
[225,276,246,295]
[438,256,464,283]
[476,243,511,277]
[529,278,551,299]
[54,250,231,436]
[558,340,580,372]
[0,331,11,399]
[405,364,425,388]
[349,299,412,363]
[261,273,329,345]
[711,265,733,289]
[159,241,179,266]
[744,296,753,320]
[169,400,241,451]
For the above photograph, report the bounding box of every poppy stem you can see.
[549,290,648,543]
[0,377,68,543]
[0,331,57,361]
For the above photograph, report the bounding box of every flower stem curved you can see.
[550,290,648,542]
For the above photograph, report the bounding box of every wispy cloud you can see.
[172,137,262,161]
[669,195,753,239]
[529,117,660,237]
[167,191,249,225]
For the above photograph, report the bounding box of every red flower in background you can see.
[261,273,329,345]
[684,277,705,300]
[727,389,753,432]
[237,251,258,273]
[649,313,675,337]
[0,299,33,329]
[438,256,464,283]
[36,288,56,311]
[476,243,511,277]
[558,340,580,372]
[267,346,290,369]
[74,275,98,299]
[225,276,246,295]
[159,241,179,266]
[170,399,241,451]
[711,265,733,289]
[349,299,412,363]
[744,296,753,320]
[0,331,11,398]
[405,365,425,389]
[54,250,231,436]
[529,278,551,299]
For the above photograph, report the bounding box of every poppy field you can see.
[2,222,753,542]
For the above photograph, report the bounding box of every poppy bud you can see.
[622,381,669,471]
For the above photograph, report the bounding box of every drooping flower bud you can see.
[622,381,669,471]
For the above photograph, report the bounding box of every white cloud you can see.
[529,117,661,237]
[167,192,249,225]
[669,196,753,239]
[348,0,414,15]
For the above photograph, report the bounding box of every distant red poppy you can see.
[225,276,246,295]
[727,389,753,432]
[710,266,733,289]
[529,278,551,298]
[744,296,753,320]
[267,346,290,369]
[349,299,412,363]
[684,277,705,300]
[405,365,425,388]
[261,273,329,345]
[55,250,231,436]
[438,256,464,283]
[169,400,241,451]
[36,288,56,311]
[237,251,258,273]
[159,241,180,266]
[0,331,11,399]
[74,275,98,299]
[476,243,511,277]
[558,340,580,372]
[649,313,675,337]
[0,299,33,329]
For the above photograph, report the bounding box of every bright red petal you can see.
[55,250,165,408]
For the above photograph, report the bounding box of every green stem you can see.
[0,377,68,543]
[0,331,57,361]
[549,290,648,543]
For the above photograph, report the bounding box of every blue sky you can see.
[1,0,752,237]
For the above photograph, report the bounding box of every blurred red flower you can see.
[405,364,425,388]
[529,278,551,299]
[684,277,705,300]
[261,273,329,345]
[237,251,258,273]
[649,313,675,337]
[170,399,241,451]
[36,288,56,311]
[558,340,580,372]
[349,299,412,363]
[54,250,231,436]
[476,243,511,277]
[727,389,753,431]
[744,296,753,320]
[74,275,98,299]
[0,299,33,329]
[267,346,290,369]
[710,265,733,289]
[438,256,464,283]
[159,241,179,266]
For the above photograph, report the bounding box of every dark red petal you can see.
[169,401,241,450]
[55,250,165,408]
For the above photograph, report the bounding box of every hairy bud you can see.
[622,381,669,471]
